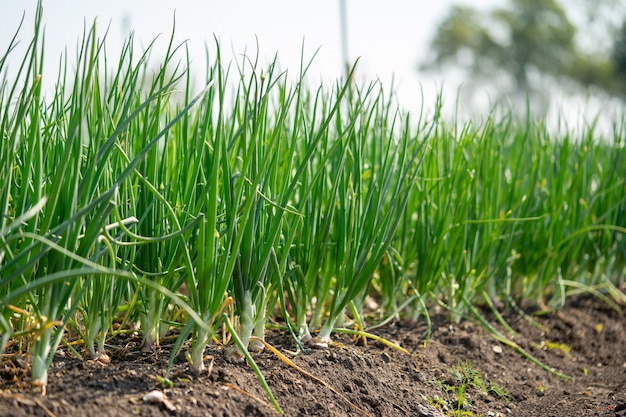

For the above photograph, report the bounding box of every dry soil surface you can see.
[1,294,625,417]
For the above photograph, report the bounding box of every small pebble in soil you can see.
[143,390,176,412]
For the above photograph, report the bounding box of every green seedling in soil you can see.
[277,58,378,348]
[302,83,429,348]
[121,28,197,353]
[283,82,351,344]
[429,360,510,416]
[224,48,309,355]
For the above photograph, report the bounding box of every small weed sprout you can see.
[430,361,510,416]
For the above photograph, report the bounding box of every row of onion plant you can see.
[1,4,625,404]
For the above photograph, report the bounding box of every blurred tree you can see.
[421,0,626,100]
[613,21,626,78]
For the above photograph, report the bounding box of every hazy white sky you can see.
[2,0,621,129]
[0,0,499,113]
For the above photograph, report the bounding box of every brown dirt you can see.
[1,294,625,417]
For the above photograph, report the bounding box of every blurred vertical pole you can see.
[339,0,350,79]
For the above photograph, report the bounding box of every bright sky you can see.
[0,0,500,115]
[1,0,621,130]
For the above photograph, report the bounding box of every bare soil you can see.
[1,294,625,417]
